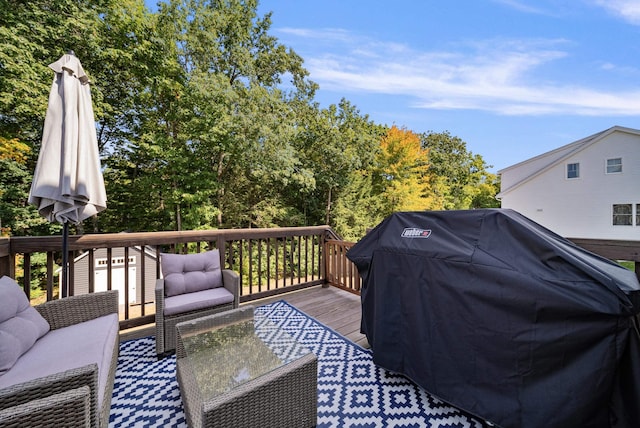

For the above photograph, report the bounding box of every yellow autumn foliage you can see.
[0,137,30,164]
[376,126,443,213]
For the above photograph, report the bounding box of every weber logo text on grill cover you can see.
[401,228,431,238]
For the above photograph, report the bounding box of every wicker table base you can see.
[176,306,317,428]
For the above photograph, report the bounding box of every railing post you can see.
[0,237,14,279]
[217,237,226,268]
[321,231,328,288]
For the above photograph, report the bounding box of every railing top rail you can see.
[325,229,343,241]
[9,225,333,254]
[326,239,356,246]
[568,238,640,262]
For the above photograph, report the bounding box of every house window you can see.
[637,204,640,226]
[606,157,622,174]
[567,162,579,179]
[613,204,633,226]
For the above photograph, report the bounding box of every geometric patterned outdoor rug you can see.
[109,300,487,427]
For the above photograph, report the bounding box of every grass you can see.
[618,260,636,271]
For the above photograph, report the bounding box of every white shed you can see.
[58,246,158,305]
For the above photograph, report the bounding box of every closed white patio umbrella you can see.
[28,51,107,297]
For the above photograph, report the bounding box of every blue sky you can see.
[147,0,640,172]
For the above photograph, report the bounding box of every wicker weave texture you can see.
[0,385,91,428]
[35,290,119,331]
[100,333,120,427]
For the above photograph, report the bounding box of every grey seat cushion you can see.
[163,287,235,317]
[161,250,223,297]
[0,313,119,407]
[0,276,50,375]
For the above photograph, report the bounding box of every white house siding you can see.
[499,127,640,240]
[499,138,591,188]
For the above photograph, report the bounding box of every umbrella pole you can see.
[62,222,68,298]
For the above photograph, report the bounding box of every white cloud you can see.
[495,0,640,22]
[278,28,640,117]
[592,0,640,25]
[278,29,640,116]
[278,27,356,44]
[598,61,640,75]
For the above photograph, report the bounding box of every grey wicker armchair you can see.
[155,249,239,357]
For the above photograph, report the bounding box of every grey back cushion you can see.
[161,250,223,297]
[0,276,50,375]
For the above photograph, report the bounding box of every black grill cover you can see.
[347,209,640,428]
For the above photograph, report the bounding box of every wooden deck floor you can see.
[121,285,369,349]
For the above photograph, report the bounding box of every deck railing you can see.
[322,237,640,293]
[324,239,361,293]
[0,226,340,330]
[1,230,638,331]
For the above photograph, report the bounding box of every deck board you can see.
[121,285,369,349]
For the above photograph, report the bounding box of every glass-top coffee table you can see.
[175,306,317,428]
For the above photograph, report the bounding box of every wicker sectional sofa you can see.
[0,276,119,428]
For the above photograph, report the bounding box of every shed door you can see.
[94,256,137,305]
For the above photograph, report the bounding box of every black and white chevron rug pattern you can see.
[109,300,485,427]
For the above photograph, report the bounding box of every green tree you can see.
[421,131,497,209]
[0,0,163,234]
[107,0,318,231]
[292,99,382,227]
[0,138,55,236]
[0,0,499,239]
[0,0,156,152]
[0,1,99,236]
[332,169,385,241]
[182,0,317,229]
[470,173,501,208]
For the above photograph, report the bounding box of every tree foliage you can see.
[421,131,499,210]
[0,0,499,245]
[0,137,54,236]
[374,126,440,215]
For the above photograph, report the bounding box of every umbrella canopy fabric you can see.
[28,53,106,225]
